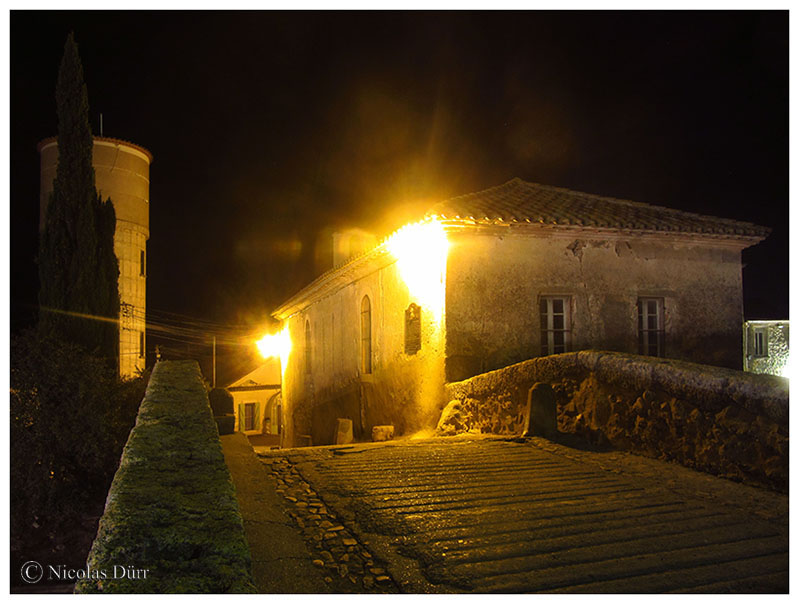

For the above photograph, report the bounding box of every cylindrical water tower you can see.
[38,136,153,378]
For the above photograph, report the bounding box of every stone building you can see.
[39,136,152,378]
[743,320,789,378]
[272,178,770,447]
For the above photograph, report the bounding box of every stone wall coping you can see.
[447,350,789,426]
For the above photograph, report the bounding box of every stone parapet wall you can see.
[444,351,788,492]
[75,360,256,593]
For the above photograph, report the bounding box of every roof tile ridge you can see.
[428,178,522,213]
[521,180,768,232]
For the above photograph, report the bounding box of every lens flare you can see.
[386,217,449,323]
[256,326,292,378]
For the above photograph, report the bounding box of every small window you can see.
[140,250,145,276]
[405,303,422,355]
[753,328,768,358]
[304,320,312,375]
[540,296,571,355]
[361,296,372,374]
[638,298,665,357]
[139,331,144,357]
[321,318,326,372]
[244,403,256,431]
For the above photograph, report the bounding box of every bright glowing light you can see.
[256,326,292,377]
[386,218,449,323]
[780,355,790,380]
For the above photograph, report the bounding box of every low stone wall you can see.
[444,351,789,492]
[75,361,257,593]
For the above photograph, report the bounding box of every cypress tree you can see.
[38,33,119,367]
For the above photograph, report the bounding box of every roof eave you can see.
[439,219,769,247]
[271,218,768,321]
[271,244,395,320]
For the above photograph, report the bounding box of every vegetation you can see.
[209,387,234,416]
[10,331,147,571]
[75,362,256,593]
[11,34,137,586]
[38,32,119,366]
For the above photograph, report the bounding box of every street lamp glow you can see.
[386,217,449,323]
[256,326,292,371]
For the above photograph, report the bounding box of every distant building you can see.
[743,320,789,378]
[227,359,282,438]
[272,178,771,447]
[38,136,153,378]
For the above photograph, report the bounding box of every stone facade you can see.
[743,320,790,377]
[39,136,152,378]
[273,179,769,447]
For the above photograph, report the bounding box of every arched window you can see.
[360,296,372,374]
[304,320,312,375]
[405,303,421,355]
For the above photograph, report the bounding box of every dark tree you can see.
[38,33,119,366]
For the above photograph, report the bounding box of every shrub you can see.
[10,330,147,537]
[215,415,236,435]
[208,387,234,416]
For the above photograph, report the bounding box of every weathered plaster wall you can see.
[282,260,445,447]
[75,361,256,593]
[444,230,745,381]
[444,351,788,492]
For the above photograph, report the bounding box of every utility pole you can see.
[212,335,216,388]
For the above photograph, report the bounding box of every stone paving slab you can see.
[258,434,788,593]
[220,432,329,593]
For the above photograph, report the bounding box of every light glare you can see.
[256,326,292,376]
[386,218,449,323]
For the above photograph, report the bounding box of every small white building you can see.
[227,359,282,437]
[743,320,789,378]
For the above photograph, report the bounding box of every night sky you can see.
[9,11,788,379]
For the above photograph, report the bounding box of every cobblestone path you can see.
[258,435,788,593]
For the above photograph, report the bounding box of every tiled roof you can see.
[427,178,770,238]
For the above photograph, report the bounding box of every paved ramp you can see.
[265,436,788,593]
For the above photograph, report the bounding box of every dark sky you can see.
[9,11,788,376]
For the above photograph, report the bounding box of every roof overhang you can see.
[272,242,396,320]
[439,219,768,249]
[271,219,768,321]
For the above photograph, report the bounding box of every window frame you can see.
[753,327,768,358]
[361,295,372,374]
[304,320,312,375]
[405,303,422,355]
[243,402,256,432]
[539,295,571,356]
[638,297,665,357]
